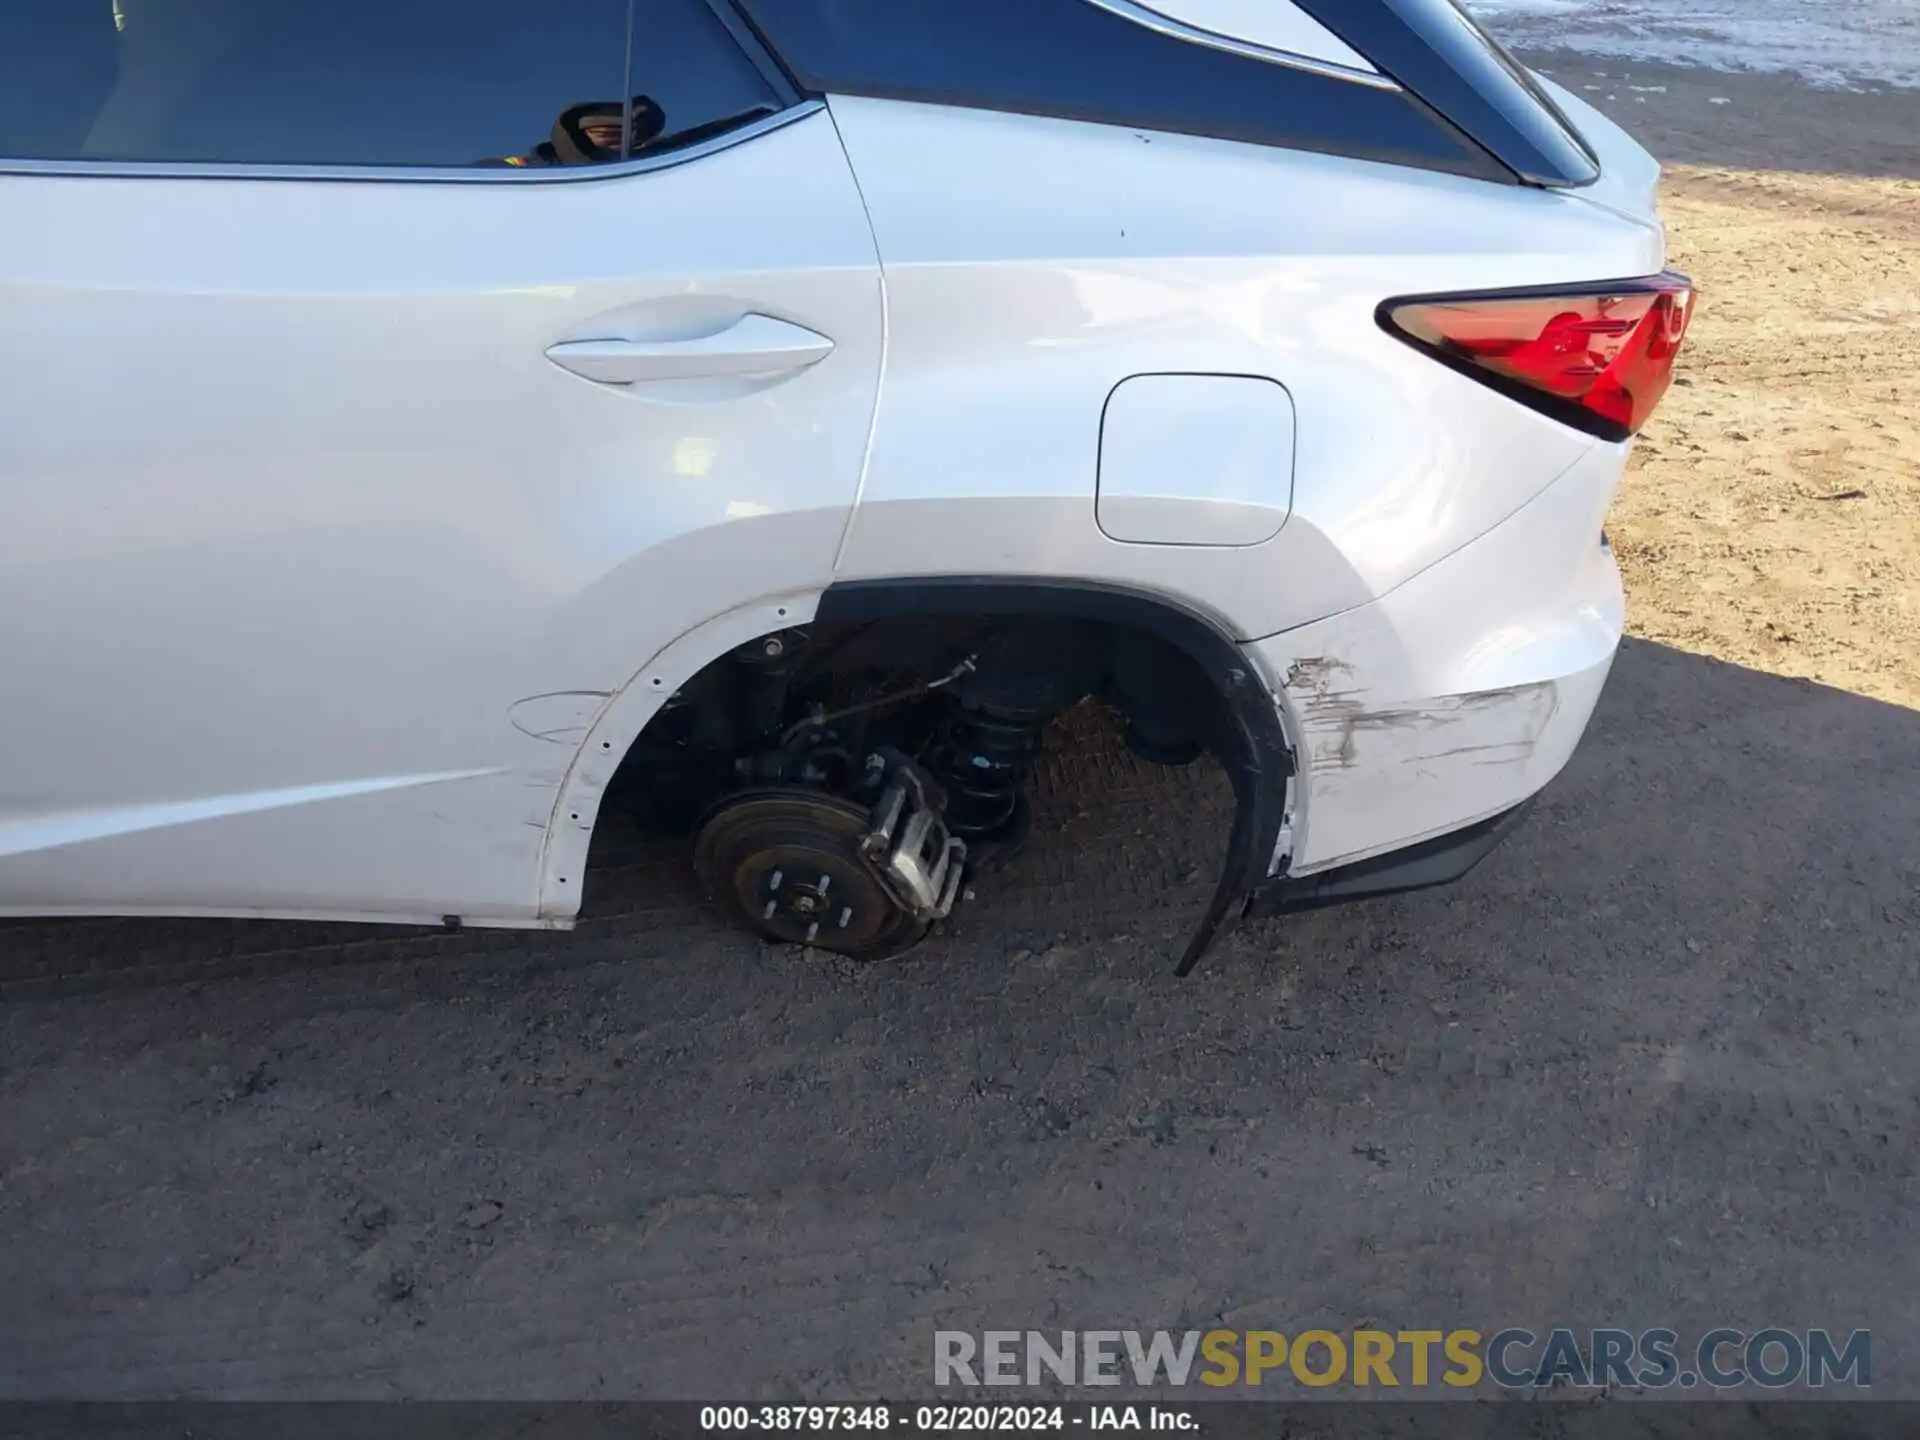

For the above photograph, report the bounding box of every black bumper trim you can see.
[1248,799,1534,917]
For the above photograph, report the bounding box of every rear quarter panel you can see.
[829,97,1664,640]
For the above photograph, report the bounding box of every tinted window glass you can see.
[629,1,787,157]
[1292,0,1600,184]
[0,0,781,169]
[737,0,1508,182]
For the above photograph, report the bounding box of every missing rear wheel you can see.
[692,789,929,959]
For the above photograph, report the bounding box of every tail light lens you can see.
[1378,271,1695,441]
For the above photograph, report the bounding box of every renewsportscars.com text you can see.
[934,1328,1871,1391]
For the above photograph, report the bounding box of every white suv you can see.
[0,0,1691,969]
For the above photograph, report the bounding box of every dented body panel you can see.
[0,30,1656,940]
[1248,441,1626,876]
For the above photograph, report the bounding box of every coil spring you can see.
[926,702,1047,841]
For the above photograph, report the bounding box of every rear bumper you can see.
[1248,798,1533,917]
[1245,440,1626,887]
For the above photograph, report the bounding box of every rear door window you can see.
[0,0,782,170]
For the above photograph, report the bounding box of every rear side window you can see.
[734,0,1509,183]
[1290,0,1600,184]
[0,0,781,170]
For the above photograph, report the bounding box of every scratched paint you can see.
[1278,651,1569,872]
[506,691,615,746]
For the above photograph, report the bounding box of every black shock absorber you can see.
[923,629,1100,849]
[925,694,1051,845]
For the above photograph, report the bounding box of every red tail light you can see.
[1379,271,1695,441]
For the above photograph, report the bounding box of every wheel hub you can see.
[760,866,855,940]
[694,788,925,957]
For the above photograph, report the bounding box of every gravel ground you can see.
[5,639,1917,1399]
[3,67,1918,1403]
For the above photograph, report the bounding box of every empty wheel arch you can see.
[554,578,1296,971]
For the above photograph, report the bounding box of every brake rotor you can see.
[693,788,926,957]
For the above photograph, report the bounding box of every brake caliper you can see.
[859,759,967,923]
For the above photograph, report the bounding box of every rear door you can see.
[0,0,884,922]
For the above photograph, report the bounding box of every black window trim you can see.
[701,0,804,104]
[1288,0,1600,186]
[0,98,817,184]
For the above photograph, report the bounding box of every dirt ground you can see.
[1552,59,1920,709]
[2,65,1918,1402]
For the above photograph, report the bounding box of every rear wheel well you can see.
[609,582,1276,817]
[599,580,1294,970]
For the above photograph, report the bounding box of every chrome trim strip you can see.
[0,100,822,184]
[1081,0,1401,90]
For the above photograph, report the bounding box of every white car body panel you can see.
[1249,442,1628,873]
[1094,373,1297,548]
[0,108,882,924]
[0,35,1674,934]
[828,98,1660,639]
[535,588,825,918]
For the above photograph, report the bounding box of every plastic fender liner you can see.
[814,577,1295,973]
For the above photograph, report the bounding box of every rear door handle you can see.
[545,313,835,385]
